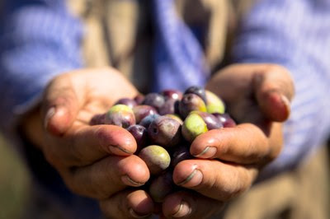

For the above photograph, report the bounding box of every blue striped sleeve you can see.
[232,0,330,178]
[0,0,84,134]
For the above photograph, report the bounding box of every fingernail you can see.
[44,107,56,129]
[194,146,217,158]
[109,145,133,155]
[129,208,151,218]
[121,175,145,187]
[177,169,203,187]
[280,94,290,108]
[172,201,191,218]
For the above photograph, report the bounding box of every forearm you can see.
[232,0,330,178]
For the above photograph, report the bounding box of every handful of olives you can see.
[90,86,236,202]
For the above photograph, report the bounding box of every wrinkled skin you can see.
[160,64,294,218]
[21,64,294,218]
[22,68,154,218]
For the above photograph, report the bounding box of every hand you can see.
[160,64,295,218]
[22,68,155,218]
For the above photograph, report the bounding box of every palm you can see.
[44,68,138,133]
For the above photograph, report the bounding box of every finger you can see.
[172,159,258,201]
[100,189,154,219]
[162,191,224,219]
[253,65,295,122]
[44,124,137,168]
[190,124,281,164]
[42,74,83,136]
[62,155,150,200]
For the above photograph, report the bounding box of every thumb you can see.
[42,75,81,136]
[254,65,295,122]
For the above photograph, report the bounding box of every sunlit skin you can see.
[21,64,294,218]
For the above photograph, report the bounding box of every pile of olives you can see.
[90,86,236,202]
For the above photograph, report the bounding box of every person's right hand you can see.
[22,68,155,218]
[160,64,294,218]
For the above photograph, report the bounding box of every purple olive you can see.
[149,171,175,202]
[158,98,178,115]
[184,86,207,103]
[161,89,183,101]
[104,104,136,128]
[115,98,137,109]
[171,144,193,168]
[90,113,106,125]
[142,93,165,111]
[179,93,207,118]
[134,94,145,105]
[127,125,148,152]
[133,105,158,123]
[191,111,223,130]
[213,113,237,128]
[139,114,160,128]
[148,116,182,148]
[164,114,183,125]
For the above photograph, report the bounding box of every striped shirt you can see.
[0,0,330,212]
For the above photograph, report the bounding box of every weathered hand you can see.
[161,64,295,218]
[23,68,154,218]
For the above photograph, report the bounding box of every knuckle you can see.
[99,194,129,219]
[95,125,110,147]
[99,200,117,219]
[69,137,85,163]
[263,64,295,98]
[89,159,122,200]
[264,64,287,74]
[104,158,118,182]
[69,167,108,200]
[217,170,251,201]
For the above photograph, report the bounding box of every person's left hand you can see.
[160,64,295,218]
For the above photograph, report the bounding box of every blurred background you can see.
[0,135,30,219]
